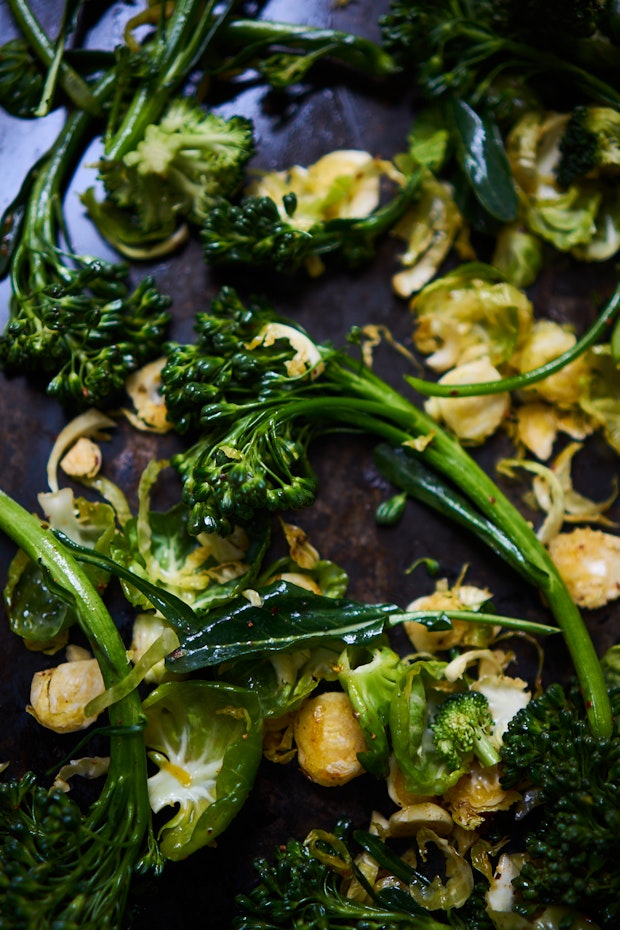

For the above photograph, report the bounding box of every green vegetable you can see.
[389,658,467,795]
[233,819,488,930]
[557,104,620,187]
[0,0,251,405]
[500,679,620,928]
[219,646,341,719]
[0,486,161,927]
[160,286,610,737]
[166,580,418,672]
[431,689,500,770]
[336,645,406,778]
[5,0,101,116]
[5,490,116,647]
[143,680,263,860]
[450,98,518,223]
[0,70,171,409]
[380,0,620,109]
[107,459,271,613]
[201,172,422,274]
[207,18,399,87]
[85,98,255,259]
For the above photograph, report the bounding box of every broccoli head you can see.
[431,689,501,770]
[557,104,620,187]
[87,98,255,256]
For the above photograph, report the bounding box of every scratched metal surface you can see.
[0,2,618,928]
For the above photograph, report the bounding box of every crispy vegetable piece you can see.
[27,654,105,733]
[144,680,263,859]
[424,358,510,443]
[410,262,533,372]
[294,690,368,787]
[547,527,620,608]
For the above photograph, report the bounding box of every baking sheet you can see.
[0,1,618,927]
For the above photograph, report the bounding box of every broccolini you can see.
[0,487,161,928]
[160,286,611,738]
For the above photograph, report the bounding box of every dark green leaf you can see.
[167,580,402,671]
[451,98,518,223]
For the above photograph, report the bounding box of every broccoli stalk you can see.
[431,690,500,770]
[160,288,612,739]
[0,486,161,927]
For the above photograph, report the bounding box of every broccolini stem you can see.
[6,0,102,115]
[104,0,238,160]
[405,281,620,398]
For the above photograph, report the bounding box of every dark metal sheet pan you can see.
[0,2,618,927]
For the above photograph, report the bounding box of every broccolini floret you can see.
[431,689,501,770]
[233,820,462,930]
[201,171,422,274]
[0,79,171,409]
[500,681,620,927]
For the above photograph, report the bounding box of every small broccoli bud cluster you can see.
[202,195,316,273]
[0,254,170,408]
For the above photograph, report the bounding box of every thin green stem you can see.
[6,0,102,114]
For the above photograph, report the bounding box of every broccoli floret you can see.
[87,98,255,256]
[500,682,620,927]
[557,104,620,187]
[201,171,422,275]
[431,689,501,770]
